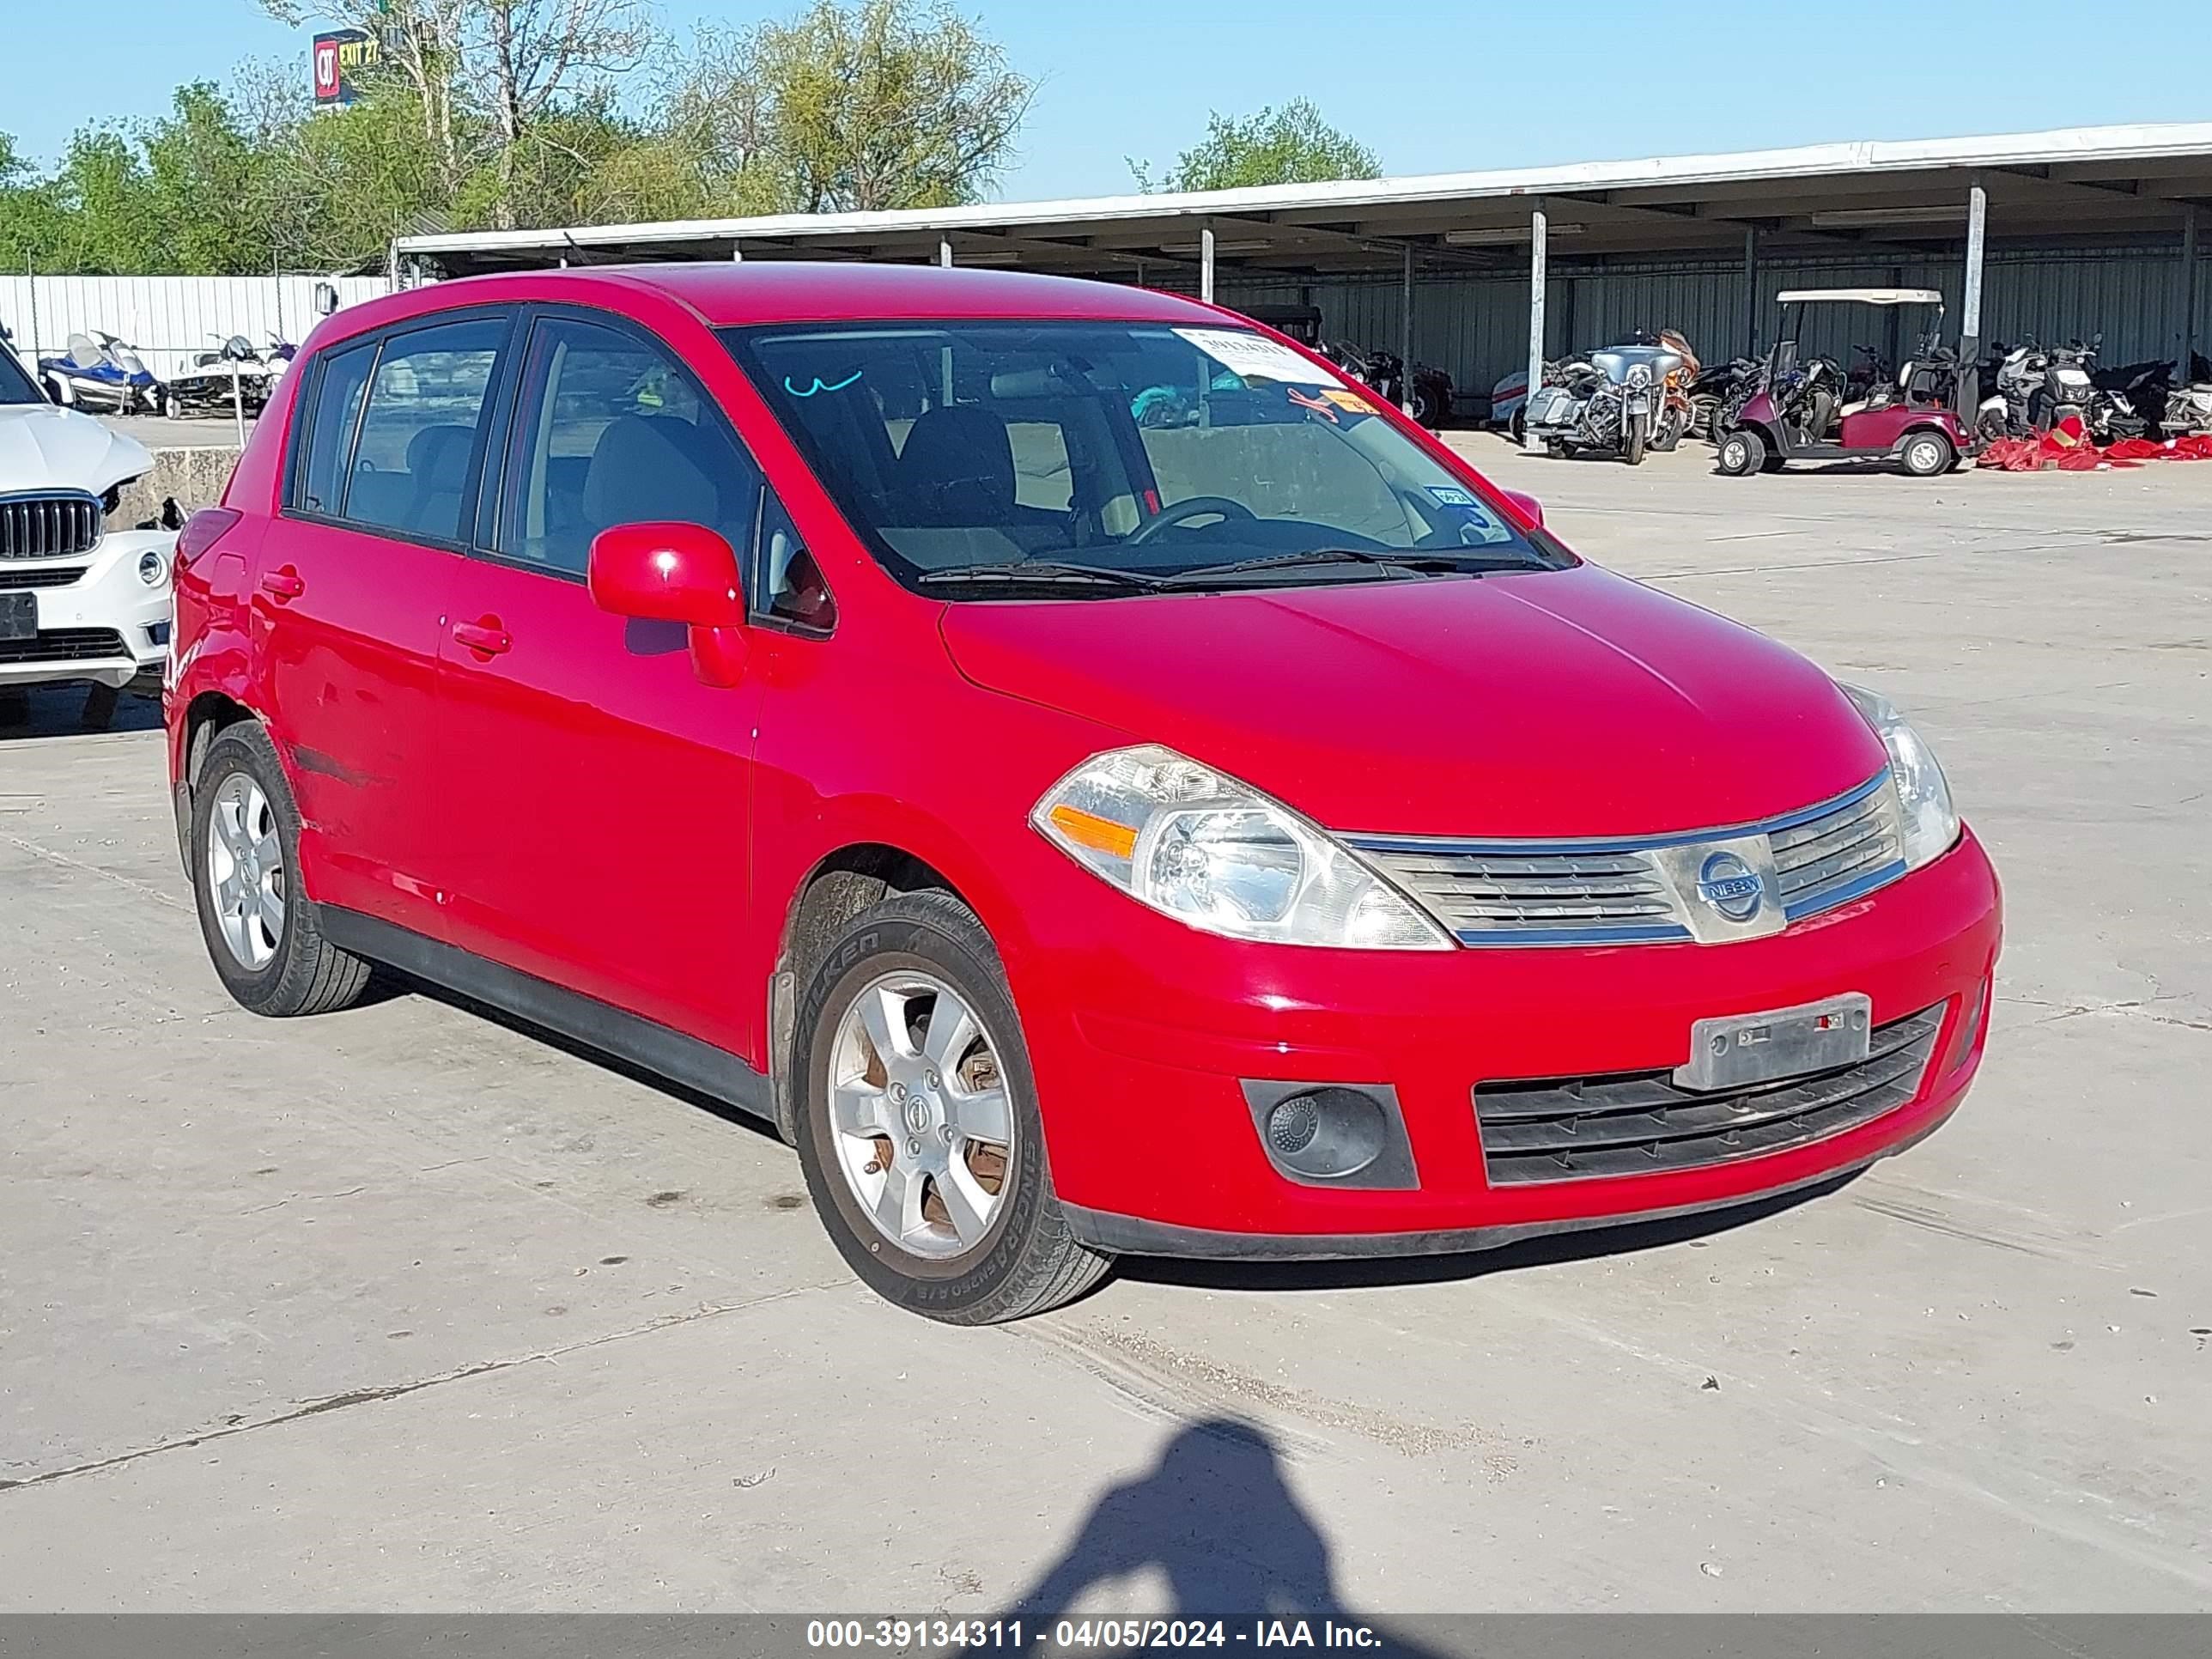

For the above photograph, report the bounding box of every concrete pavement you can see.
[2,446,2207,1611]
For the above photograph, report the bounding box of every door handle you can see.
[452,617,512,657]
[259,565,305,602]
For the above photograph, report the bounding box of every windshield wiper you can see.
[915,560,1170,592]
[1158,547,1534,586]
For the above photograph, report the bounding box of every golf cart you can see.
[1715,289,1972,478]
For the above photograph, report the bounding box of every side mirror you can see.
[1498,488,1544,530]
[588,521,749,686]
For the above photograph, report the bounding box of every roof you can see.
[308,263,1235,348]
[395,122,2212,281]
[606,261,1226,324]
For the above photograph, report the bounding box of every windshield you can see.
[0,347,42,406]
[723,321,1558,593]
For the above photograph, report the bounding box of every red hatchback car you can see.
[167,264,2002,1322]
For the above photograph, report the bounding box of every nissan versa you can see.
[165,265,2002,1323]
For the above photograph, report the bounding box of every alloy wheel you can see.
[207,773,286,970]
[827,970,1013,1260]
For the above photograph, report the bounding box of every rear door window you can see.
[342,317,507,544]
[293,339,376,516]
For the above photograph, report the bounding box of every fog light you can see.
[1266,1095,1321,1156]
[1260,1088,1387,1180]
[138,550,167,586]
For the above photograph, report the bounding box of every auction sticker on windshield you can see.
[1173,327,1343,386]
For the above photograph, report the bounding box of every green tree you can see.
[1130,99,1380,193]
[667,0,1034,215]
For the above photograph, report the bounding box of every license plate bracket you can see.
[1674,993,1872,1093]
[0,592,34,642]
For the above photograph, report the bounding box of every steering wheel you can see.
[1126,495,1256,547]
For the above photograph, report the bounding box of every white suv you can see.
[2,345,179,704]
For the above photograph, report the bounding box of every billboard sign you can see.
[312,28,378,106]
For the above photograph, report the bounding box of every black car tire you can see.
[1716,427,1765,477]
[1899,430,1954,478]
[189,722,373,1018]
[791,889,1109,1324]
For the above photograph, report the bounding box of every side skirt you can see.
[319,906,774,1121]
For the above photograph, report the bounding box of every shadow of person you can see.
[984,1418,1448,1656]
[1000,1418,1340,1621]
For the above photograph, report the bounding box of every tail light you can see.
[175,507,242,567]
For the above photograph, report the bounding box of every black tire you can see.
[1654,409,1686,452]
[1623,410,1648,465]
[791,889,1109,1324]
[1715,427,1765,477]
[1508,405,1526,443]
[1692,395,1719,439]
[189,721,372,1018]
[1899,429,1954,478]
[162,388,185,420]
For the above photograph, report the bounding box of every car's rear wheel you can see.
[792,889,1109,1324]
[189,722,372,1017]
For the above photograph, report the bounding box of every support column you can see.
[939,236,953,269]
[1400,244,1416,415]
[1958,182,1987,419]
[1200,224,1216,304]
[1523,204,1547,453]
[2181,205,2199,375]
[731,240,744,262]
[1742,224,1760,356]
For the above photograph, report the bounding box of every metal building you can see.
[394,123,2212,422]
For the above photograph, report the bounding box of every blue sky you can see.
[3,1,2196,199]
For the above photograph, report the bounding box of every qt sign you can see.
[312,28,377,106]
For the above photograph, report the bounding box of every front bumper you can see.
[0,530,175,690]
[1021,829,2002,1255]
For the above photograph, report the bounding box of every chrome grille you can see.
[1346,771,1906,946]
[1474,1003,1943,1184]
[1358,847,1688,945]
[1771,781,1905,916]
[0,493,102,561]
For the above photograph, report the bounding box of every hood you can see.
[939,562,1889,838]
[0,403,155,496]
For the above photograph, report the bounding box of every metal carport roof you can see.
[394,123,2212,283]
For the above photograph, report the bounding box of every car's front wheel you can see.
[189,721,372,1017]
[792,889,1109,1324]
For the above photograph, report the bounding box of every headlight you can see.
[1626,363,1654,386]
[1843,685,1960,870]
[1031,744,1450,950]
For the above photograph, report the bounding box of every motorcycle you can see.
[1691,355,1759,438]
[2160,350,2212,436]
[1335,343,1453,428]
[2039,337,2100,432]
[1978,340,2041,440]
[37,330,165,415]
[1524,340,1684,464]
[161,333,282,419]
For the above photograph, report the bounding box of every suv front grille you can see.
[1473,1003,1943,1184]
[0,493,102,561]
[0,565,87,591]
[1349,771,1906,946]
[0,628,131,665]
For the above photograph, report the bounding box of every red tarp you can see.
[1977,414,2212,471]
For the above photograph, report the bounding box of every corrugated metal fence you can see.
[1206,240,2210,409]
[1,275,391,384]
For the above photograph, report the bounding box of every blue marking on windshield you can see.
[783,370,864,398]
